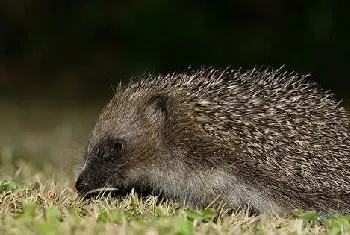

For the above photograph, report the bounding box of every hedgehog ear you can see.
[146,95,171,123]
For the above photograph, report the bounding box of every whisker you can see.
[82,187,120,200]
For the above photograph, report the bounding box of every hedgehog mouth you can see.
[82,187,120,200]
[82,185,158,200]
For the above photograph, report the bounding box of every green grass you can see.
[0,162,349,235]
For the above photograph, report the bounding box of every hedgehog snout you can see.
[75,175,90,193]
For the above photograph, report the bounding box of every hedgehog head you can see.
[75,87,173,196]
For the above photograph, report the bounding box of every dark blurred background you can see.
[0,0,349,102]
[0,0,349,169]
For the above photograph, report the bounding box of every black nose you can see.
[75,176,89,194]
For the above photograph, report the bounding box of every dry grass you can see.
[1,161,350,235]
[0,102,349,235]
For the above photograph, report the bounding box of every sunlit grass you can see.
[0,161,349,235]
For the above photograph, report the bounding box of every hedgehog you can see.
[75,67,350,216]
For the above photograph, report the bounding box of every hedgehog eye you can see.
[112,141,123,152]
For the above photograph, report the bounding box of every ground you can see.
[0,101,349,235]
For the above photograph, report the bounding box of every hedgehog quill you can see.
[75,67,350,216]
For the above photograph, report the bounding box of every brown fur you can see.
[76,67,350,216]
